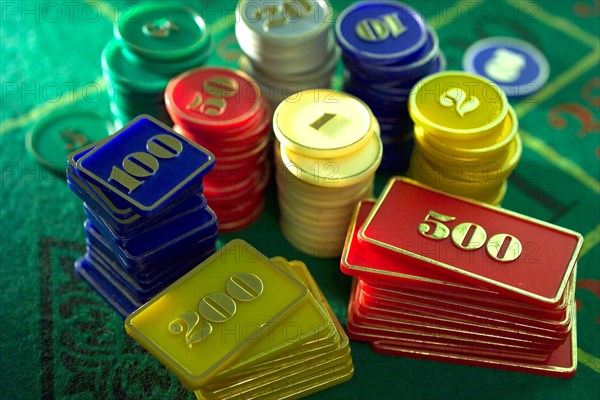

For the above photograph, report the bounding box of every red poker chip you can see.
[205,163,270,207]
[355,288,566,348]
[218,198,265,233]
[207,156,266,185]
[212,192,262,223]
[212,137,270,169]
[204,169,259,200]
[166,67,264,133]
[204,159,261,188]
[205,166,259,185]
[173,102,270,142]
[360,278,572,326]
[206,180,256,207]
[358,285,571,341]
[173,108,271,158]
[176,99,270,141]
[198,100,271,139]
[370,335,576,378]
[183,130,268,184]
[358,178,582,309]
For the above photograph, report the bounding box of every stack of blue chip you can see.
[67,115,217,317]
[335,1,446,172]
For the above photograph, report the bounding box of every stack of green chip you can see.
[102,3,212,127]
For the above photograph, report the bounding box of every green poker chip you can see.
[120,41,212,76]
[102,40,171,93]
[26,109,112,177]
[115,3,211,62]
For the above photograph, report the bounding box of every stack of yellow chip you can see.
[407,71,521,205]
[274,89,382,258]
[125,240,353,399]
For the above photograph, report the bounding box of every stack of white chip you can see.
[236,0,339,108]
[274,89,382,258]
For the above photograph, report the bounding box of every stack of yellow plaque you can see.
[125,240,353,399]
[407,71,521,205]
[274,89,383,258]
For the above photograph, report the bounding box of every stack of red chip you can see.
[165,67,271,232]
[341,177,584,378]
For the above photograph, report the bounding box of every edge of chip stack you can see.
[103,3,212,128]
[125,240,354,397]
[340,177,583,378]
[165,67,271,232]
[274,89,381,258]
[67,115,217,317]
[407,71,521,206]
[335,0,446,172]
[236,0,339,109]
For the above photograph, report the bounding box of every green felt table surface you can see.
[1,1,599,399]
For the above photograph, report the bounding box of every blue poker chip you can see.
[86,238,214,300]
[344,87,405,117]
[368,50,447,94]
[342,26,440,82]
[75,256,140,318]
[463,37,550,98]
[67,120,209,226]
[97,188,207,237]
[85,219,215,284]
[69,165,206,236]
[84,207,217,272]
[335,1,428,65]
[378,135,414,172]
[83,195,207,247]
[75,115,215,217]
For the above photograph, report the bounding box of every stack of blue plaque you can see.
[335,1,446,172]
[66,115,217,317]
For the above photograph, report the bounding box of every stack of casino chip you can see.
[235,0,339,109]
[407,71,521,206]
[341,178,583,377]
[165,67,271,233]
[67,116,218,317]
[126,240,354,398]
[274,89,382,258]
[102,3,212,127]
[335,1,446,172]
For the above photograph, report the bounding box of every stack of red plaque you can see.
[165,67,271,232]
[341,177,584,378]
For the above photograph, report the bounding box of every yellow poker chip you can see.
[280,132,382,188]
[273,89,377,158]
[407,148,507,199]
[124,240,307,389]
[199,258,348,396]
[279,203,354,238]
[278,190,354,229]
[277,192,358,225]
[488,180,508,206]
[214,292,333,380]
[209,258,340,384]
[421,105,518,160]
[276,171,374,211]
[280,208,351,241]
[274,139,375,199]
[414,127,522,182]
[276,158,374,202]
[280,219,345,259]
[409,71,508,139]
